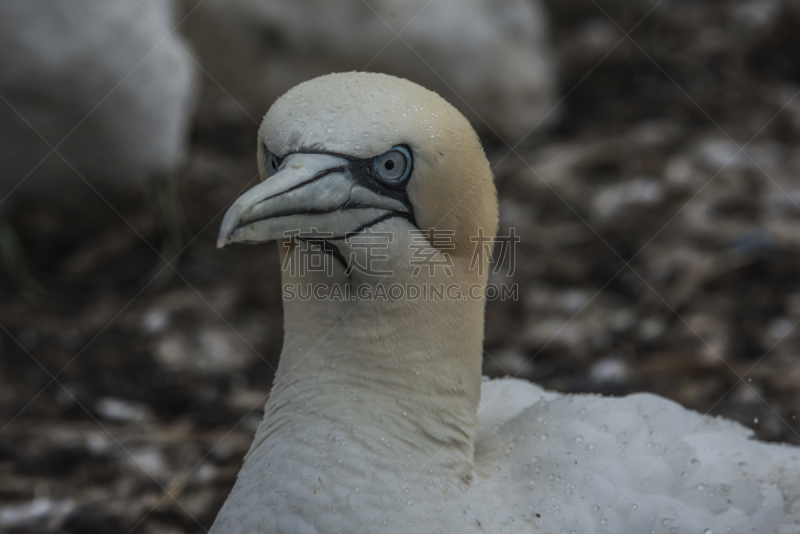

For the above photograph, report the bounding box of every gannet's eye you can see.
[374,146,412,185]
[262,144,283,179]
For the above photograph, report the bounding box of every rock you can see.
[95,397,154,423]
[154,326,258,373]
[591,178,664,221]
[589,357,629,384]
[0,498,74,532]
[141,308,171,335]
[638,315,667,341]
[125,446,168,480]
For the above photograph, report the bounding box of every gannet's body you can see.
[215,73,800,534]
[0,0,195,200]
[182,0,555,142]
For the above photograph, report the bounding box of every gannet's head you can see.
[218,72,497,269]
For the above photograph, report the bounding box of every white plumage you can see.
[478,379,800,534]
[182,0,555,143]
[213,72,800,533]
[0,0,196,201]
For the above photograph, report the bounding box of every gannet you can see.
[0,0,196,294]
[215,72,800,534]
[182,0,555,143]
[0,0,195,200]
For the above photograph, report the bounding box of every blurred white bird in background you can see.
[180,0,557,145]
[0,0,196,200]
[0,0,197,294]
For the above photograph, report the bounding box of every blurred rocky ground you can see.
[2,0,800,532]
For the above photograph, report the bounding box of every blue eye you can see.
[263,144,283,177]
[373,145,411,185]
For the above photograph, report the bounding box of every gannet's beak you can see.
[217,153,410,248]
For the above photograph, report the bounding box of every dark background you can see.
[2,0,800,532]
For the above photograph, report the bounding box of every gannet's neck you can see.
[263,218,486,476]
[211,73,502,532]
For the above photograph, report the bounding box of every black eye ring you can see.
[373,145,412,185]
[263,144,283,178]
